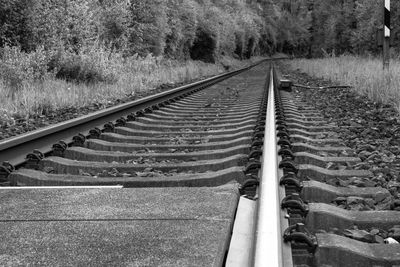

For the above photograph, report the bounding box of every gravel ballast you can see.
[281,62,400,244]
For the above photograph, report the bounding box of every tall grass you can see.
[0,46,230,120]
[288,56,400,110]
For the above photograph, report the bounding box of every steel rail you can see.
[0,61,272,168]
[253,64,292,267]
[0,185,123,189]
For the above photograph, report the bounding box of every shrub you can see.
[0,45,51,81]
[0,107,15,127]
[0,45,52,99]
[0,62,23,99]
[55,46,119,84]
[288,56,400,110]
[56,54,104,84]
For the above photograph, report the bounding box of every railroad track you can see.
[0,61,267,187]
[1,58,399,266]
[0,60,270,266]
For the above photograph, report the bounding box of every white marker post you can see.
[383,0,390,69]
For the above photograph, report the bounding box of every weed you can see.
[288,56,400,111]
[0,46,229,120]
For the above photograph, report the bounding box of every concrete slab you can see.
[0,185,239,266]
[85,136,251,152]
[65,145,250,162]
[9,167,245,186]
[307,202,400,231]
[294,151,360,167]
[301,180,390,203]
[40,153,247,174]
[315,233,400,267]
[226,196,256,267]
[298,164,371,182]
[1,220,231,267]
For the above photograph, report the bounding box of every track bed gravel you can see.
[277,63,400,260]
[281,65,400,195]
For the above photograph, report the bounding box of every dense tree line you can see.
[0,0,277,85]
[283,0,400,56]
[0,0,279,61]
[0,0,397,64]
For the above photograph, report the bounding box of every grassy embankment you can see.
[0,45,262,125]
[288,56,400,110]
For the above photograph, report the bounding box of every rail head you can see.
[253,64,293,267]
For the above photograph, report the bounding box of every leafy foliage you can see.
[2,0,397,78]
[55,48,118,84]
[307,0,400,56]
[0,0,278,61]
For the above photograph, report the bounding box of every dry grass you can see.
[288,56,400,110]
[0,55,225,118]
[0,43,264,125]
